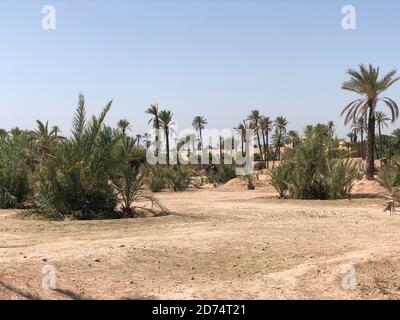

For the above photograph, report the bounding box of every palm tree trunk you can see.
[241,135,244,157]
[261,129,267,168]
[256,130,264,165]
[265,130,269,169]
[361,131,364,159]
[165,128,170,165]
[378,124,382,159]
[366,109,376,179]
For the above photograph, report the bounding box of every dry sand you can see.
[1,179,399,300]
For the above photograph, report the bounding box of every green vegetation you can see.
[269,124,361,199]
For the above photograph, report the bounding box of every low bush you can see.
[0,141,31,208]
[378,159,400,192]
[206,164,236,184]
[147,165,167,192]
[269,129,361,199]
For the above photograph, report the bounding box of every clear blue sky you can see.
[1,0,400,138]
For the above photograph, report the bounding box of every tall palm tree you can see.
[375,111,390,158]
[236,120,249,157]
[273,116,288,166]
[192,116,207,151]
[136,134,142,146]
[158,110,174,165]
[143,132,152,149]
[247,110,264,166]
[146,104,160,149]
[347,132,356,142]
[286,130,300,148]
[351,117,367,159]
[260,116,273,168]
[341,64,400,179]
[51,125,61,138]
[117,119,131,136]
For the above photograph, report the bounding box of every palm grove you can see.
[1,64,400,219]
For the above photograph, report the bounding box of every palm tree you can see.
[136,134,142,146]
[0,129,8,141]
[192,116,207,152]
[247,110,264,166]
[273,116,288,165]
[236,120,249,157]
[375,111,390,158]
[30,120,64,158]
[286,130,300,148]
[341,64,400,179]
[260,116,273,168]
[146,104,160,151]
[51,125,61,138]
[143,132,152,149]
[158,110,174,165]
[347,132,356,142]
[117,119,131,136]
[351,117,367,159]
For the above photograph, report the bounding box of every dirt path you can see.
[1,188,400,300]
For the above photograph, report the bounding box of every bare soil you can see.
[1,181,400,300]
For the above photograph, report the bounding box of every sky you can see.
[1,0,400,139]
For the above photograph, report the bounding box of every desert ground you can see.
[1,177,400,300]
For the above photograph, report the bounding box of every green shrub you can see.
[269,164,290,198]
[207,164,236,184]
[166,166,190,191]
[29,95,120,220]
[0,141,31,208]
[378,160,400,192]
[269,129,361,200]
[148,165,167,192]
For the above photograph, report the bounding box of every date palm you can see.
[236,120,250,157]
[136,134,142,147]
[146,104,160,148]
[117,119,131,136]
[341,64,400,179]
[30,120,64,158]
[143,132,152,149]
[273,116,288,166]
[375,111,390,158]
[260,116,273,168]
[159,110,174,165]
[247,110,264,166]
[286,130,300,148]
[192,116,207,152]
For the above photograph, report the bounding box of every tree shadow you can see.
[0,281,41,300]
[52,288,89,300]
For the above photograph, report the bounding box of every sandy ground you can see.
[1,180,400,300]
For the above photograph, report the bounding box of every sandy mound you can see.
[351,178,387,197]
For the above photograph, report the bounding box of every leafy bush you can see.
[166,166,190,191]
[207,164,236,184]
[269,129,361,200]
[147,165,167,192]
[30,95,120,219]
[269,164,290,198]
[0,141,31,208]
[378,159,400,191]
